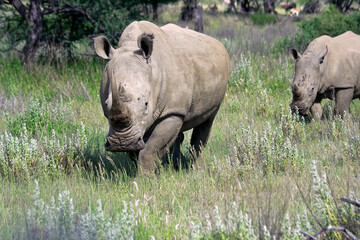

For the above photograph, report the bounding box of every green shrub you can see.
[250,12,277,25]
[4,98,77,137]
[276,7,360,53]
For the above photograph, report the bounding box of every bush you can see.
[276,7,360,53]
[250,12,277,25]
[0,0,150,62]
[4,98,76,137]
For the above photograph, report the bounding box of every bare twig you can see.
[8,0,27,19]
[293,177,324,229]
[279,226,358,240]
[325,168,339,210]
[340,197,360,208]
[314,226,359,240]
[299,230,318,239]
[42,5,104,32]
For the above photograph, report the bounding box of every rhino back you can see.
[313,32,360,91]
[160,24,230,128]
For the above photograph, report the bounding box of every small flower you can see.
[165,211,169,224]
[132,181,139,192]
[236,178,242,190]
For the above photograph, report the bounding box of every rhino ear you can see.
[289,48,301,61]
[318,46,328,64]
[137,33,154,62]
[93,36,115,60]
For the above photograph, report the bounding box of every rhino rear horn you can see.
[93,36,115,60]
[137,33,154,62]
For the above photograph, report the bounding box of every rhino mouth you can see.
[105,136,145,152]
[290,101,310,116]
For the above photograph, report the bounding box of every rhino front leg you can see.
[334,88,354,117]
[138,115,183,175]
[310,102,322,120]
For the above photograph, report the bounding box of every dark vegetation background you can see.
[1,0,360,65]
[1,0,360,239]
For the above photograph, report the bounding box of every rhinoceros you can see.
[93,21,230,174]
[289,31,360,118]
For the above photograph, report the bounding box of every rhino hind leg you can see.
[334,88,354,117]
[138,115,183,175]
[166,132,185,170]
[190,109,219,170]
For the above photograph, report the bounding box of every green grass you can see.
[1,14,360,239]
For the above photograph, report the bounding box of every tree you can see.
[239,0,260,13]
[328,0,353,12]
[180,0,199,21]
[1,0,104,65]
[194,5,203,33]
[141,0,178,21]
[302,0,320,13]
[263,0,277,14]
[0,0,148,65]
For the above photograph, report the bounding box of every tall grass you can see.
[1,14,360,239]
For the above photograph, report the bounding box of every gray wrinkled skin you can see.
[289,31,360,118]
[93,21,230,174]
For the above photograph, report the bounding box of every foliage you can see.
[4,98,76,137]
[0,0,150,63]
[27,180,136,240]
[140,0,179,20]
[276,7,360,53]
[328,0,355,13]
[250,11,277,25]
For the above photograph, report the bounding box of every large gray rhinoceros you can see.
[289,31,360,118]
[93,21,230,174]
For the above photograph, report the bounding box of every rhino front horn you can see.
[109,71,131,127]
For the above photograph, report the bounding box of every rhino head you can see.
[93,34,154,152]
[289,46,328,116]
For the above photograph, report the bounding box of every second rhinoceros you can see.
[93,21,230,174]
[289,31,360,118]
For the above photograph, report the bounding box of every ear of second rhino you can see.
[137,33,154,60]
[289,48,301,61]
[93,36,115,60]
